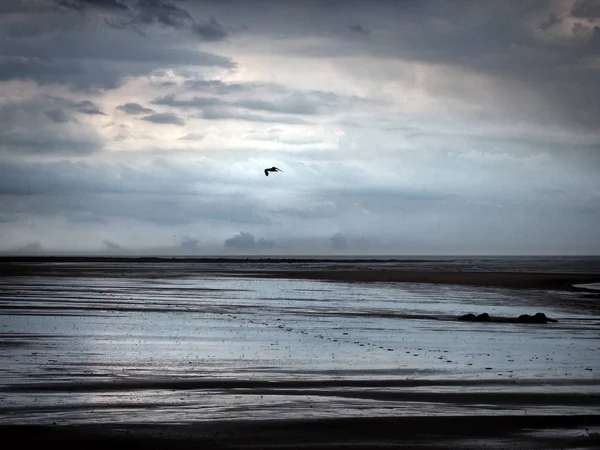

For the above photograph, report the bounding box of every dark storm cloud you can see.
[192,18,228,41]
[55,0,230,43]
[0,0,35,13]
[141,112,185,125]
[570,0,600,19]
[1,37,234,69]
[43,109,71,123]
[539,13,562,31]
[224,231,255,250]
[0,57,86,85]
[1,2,235,91]
[223,232,275,250]
[0,56,153,91]
[73,100,106,115]
[135,0,192,27]
[348,24,370,35]
[55,0,191,28]
[180,236,199,250]
[117,102,155,114]
[42,96,106,116]
[174,0,598,133]
[56,0,129,11]
[592,25,600,46]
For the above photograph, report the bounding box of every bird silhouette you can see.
[264,166,283,176]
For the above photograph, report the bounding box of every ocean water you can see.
[0,258,599,425]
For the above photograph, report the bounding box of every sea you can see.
[1,255,599,425]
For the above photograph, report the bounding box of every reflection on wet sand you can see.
[1,258,600,448]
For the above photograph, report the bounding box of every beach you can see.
[1,256,600,448]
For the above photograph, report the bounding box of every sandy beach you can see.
[1,257,600,449]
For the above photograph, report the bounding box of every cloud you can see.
[182,78,280,94]
[199,108,311,124]
[0,4,235,91]
[132,0,193,28]
[256,237,275,250]
[56,0,193,29]
[593,25,600,47]
[0,100,103,155]
[178,133,204,140]
[1,0,600,255]
[224,231,256,250]
[192,18,228,41]
[117,102,155,114]
[570,0,600,19]
[152,94,314,124]
[348,24,371,35]
[141,112,185,125]
[43,109,71,123]
[0,56,87,86]
[179,236,200,251]
[235,97,320,115]
[151,86,351,121]
[73,100,105,115]
[11,241,44,255]
[222,232,277,251]
[330,232,348,251]
[102,239,122,250]
[180,235,199,250]
[56,0,129,11]
[539,13,562,32]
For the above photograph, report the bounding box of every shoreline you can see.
[3,257,600,290]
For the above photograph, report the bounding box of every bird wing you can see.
[264,169,269,176]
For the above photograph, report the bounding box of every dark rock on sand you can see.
[458,313,490,322]
[517,313,558,324]
[458,313,477,321]
[458,312,558,324]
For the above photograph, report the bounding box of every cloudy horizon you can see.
[1,0,599,256]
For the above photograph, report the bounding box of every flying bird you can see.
[264,166,283,176]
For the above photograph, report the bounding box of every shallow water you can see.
[1,264,599,425]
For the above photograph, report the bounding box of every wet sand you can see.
[1,257,600,449]
[2,415,600,449]
[255,269,600,290]
[3,257,600,290]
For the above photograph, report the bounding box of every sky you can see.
[1,0,599,256]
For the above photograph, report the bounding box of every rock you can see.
[458,313,477,321]
[458,312,491,322]
[517,312,558,324]
[458,311,558,324]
